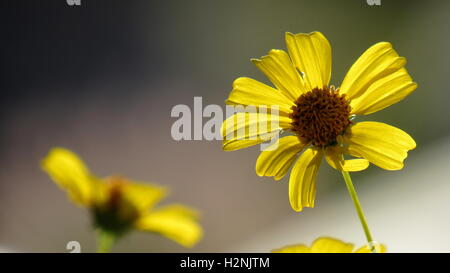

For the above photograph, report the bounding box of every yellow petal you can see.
[340,42,406,101]
[325,148,369,172]
[289,148,323,212]
[350,68,418,115]
[226,77,294,115]
[221,112,291,151]
[272,244,310,253]
[222,132,280,151]
[273,237,385,253]
[344,122,416,170]
[256,136,307,180]
[120,181,168,215]
[355,243,387,253]
[310,237,354,253]
[285,31,332,90]
[135,204,203,248]
[41,147,100,207]
[252,49,308,100]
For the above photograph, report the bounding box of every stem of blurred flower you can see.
[341,171,378,253]
[97,229,116,253]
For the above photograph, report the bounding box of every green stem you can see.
[341,171,378,253]
[97,229,116,253]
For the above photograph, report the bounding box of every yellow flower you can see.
[222,32,417,212]
[41,147,203,248]
[272,237,386,253]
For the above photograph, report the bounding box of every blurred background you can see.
[1,0,450,252]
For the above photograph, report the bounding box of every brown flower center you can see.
[106,176,127,211]
[93,176,136,235]
[290,86,351,147]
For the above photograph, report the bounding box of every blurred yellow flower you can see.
[222,31,417,212]
[272,237,386,253]
[41,147,203,249]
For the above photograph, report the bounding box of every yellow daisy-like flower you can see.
[272,237,386,253]
[222,32,417,212]
[41,147,203,248]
